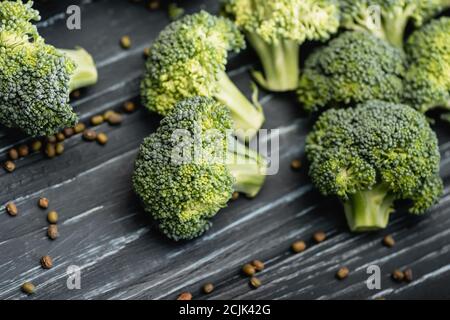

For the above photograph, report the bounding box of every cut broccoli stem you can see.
[246,32,299,92]
[343,184,395,232]
[214,70,265,141]
[227,139,266,198]
[59,48,98,92]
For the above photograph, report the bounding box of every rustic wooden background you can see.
[1,0,449,300]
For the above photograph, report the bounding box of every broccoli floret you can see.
[223,0,340,92]
[340,0,450,50]
[141,11,264,141]
[306,100,443,231]
[403,17,450,115]
[297,32,406,113]
[132,96,266,240]
[0,1,98,137]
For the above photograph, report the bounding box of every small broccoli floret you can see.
[297,32,406,113]
[133,96,266,240]
[223,0,340,92]
[141,11,264,141]
[0,1,98,137]
[403,17,450,114]
[306,100,443,231]
[340,0,450,50]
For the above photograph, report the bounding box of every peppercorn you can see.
[8,148,19,160]
[107,112,123,125]
[83,129,97,141]
[251,260,265,272]
[249,277,261,289]
[38,198,49,209]
[21,282,35,295]
[242,263,256,277]
[6,202,18,216]
[392,269,404,282]
[4,161,16,173]
[47,211,59,224]
[55,143,64,155]
[313,231,326,243]
[46,135,57,144]
[336,267,349,280]
[74,122,86,134]
[55,133,65,142]
[202,283,214,294]
[47,224,59,240]
[123,101,136,113]
[90,115,104,126]
[63,127,74,138]
[120,35,131,49]
[70,90,81,99]
[177,292,192,300]
[291,240,306,253]
[291,159,302,171]
[97,133,109,145]
[40,255,53,269]
[45,144,56,158]
[382,235,395,248]
[404,268,413,282]
[31,140,42,152]
[231,192,239,201]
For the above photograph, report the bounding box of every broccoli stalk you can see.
[59,48,98,92]
[343,184,395,231]
[381,5,416,49]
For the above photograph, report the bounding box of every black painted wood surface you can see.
[0,0,449,300]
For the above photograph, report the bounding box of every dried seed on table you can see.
[31,140,42,152]
[97,133,108,145]
[231,192,239,200]
[47,211,59,224]
[148,0,160,10]
[313,231,326,243]
[103,110,115,121]
[83,129,97,141]
[47,224,59,240]
[45,144,56,158]
[21,282,35,295]
[40,255,53,269]
[74,122,86,134]
[63,127,74,138]
[46,135,57,144]
[55,143,64,155]
[70,90,81,99]
[123,101,136,113]
[250,277,261,289]
[202,283,214,294]
[242,263,256,276]
[251,260,265,272]
[38,197,49,209]
[56,132,65,142]
[90,115,104,126]
[392,269,404,282]
[291,159,302,170]
[6,202,18,216]
[18,145,29,157]
[120,35,131,49]
[8,148,19,160]
[107,112,123,125]
[177,292,192,300]
[4,161,16,173]
[291,240,306,253]
[404,268,413,282]
[143,47,150,58]
[382,234,395,247]
[336,267,349,280]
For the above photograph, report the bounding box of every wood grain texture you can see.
[0,0,449,300]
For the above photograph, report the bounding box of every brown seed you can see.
[291,240,306,253]
[382,235,395,248]
[4,161,16,173]
[31,140,42,152]
[177,292,192,300]
[313,231,326,243]
[120,35,131,49]
[107,112,123,125]
[47,211,59,224]
[70,90,81,99]
[55,143,65,155]
[97,133,109,145]
[8,148,19,160]
[231,192,239,201]
[242,263,256,277]
[123,101,136,113]
[55,133,65,142]
[21,282,35,295]
[291,159,302,171]
[249,276,261,289]
[202,283,214,294]
[148,0,160,10]
[404,268,413,282]
[74,122,86,134]
[40,255,53,269]
[47,224,59,240]
[392,269,404,282]
[46,135,57,144]
[251,260,265,272]
[83,129,97,141]
[45,144,56,158]
[103,110,115,121]
[143,47,150,58]
[90,115,104,126]
[6,202,18,216]
[336,267,349,280]
[63,127,75,138]
[17,145,29,157]
[38,198,49,209]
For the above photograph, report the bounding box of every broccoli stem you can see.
[343,184,395,232]
[227,139,266,198]
[59,48,98,92]
[246,33,299,92]
[382,5,416,49]
[214,70,265,141]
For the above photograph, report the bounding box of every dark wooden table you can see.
[1,0,449,300]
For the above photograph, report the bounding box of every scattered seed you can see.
[18,145,29,157]
[148,0,160,10]
[123,101,136,113]
[46,135,57,144]
[107,112,123,125]
[55,143,65,155]
[55,133,65,142]
[103,110,115,121]
[177,292,192,300]
[47,211,59,224]
[251,260,265,272]
[336,267,349,280]
[291,240,306,253]
[97,133,109,145]
[83,129,97,141]
[249,276,261,289]
[38,198,49,209]
[291,159,302,170]
[143,47,150,58]
[31,140,42,152]
[313,231,326,243]
[45,144,56,158]
[6,202,18,216]
[4,161,16,173]
[47,224,59,240]
[120,35,131,49]
[382,235,395,248]
[40,255,53,269]
[21,282,35,295]
[74,123,86,134]
[231,192,239,201]
[63,128,74,138]
[90,115,104,126]
[242,263,256,277]
[202,283,214,294]
[404,268,413,282]
[70,90,81,99]
[8,148,19,160]
[392,269,404,282]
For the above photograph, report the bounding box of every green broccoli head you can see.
[404,17,450,114]
[0,1,98,137]
[306,100,443,231]
[133,96,266,241]
[223,0,340,91]
[141,11,264,140]
[297,32,406,113]
[340,0,450,49]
